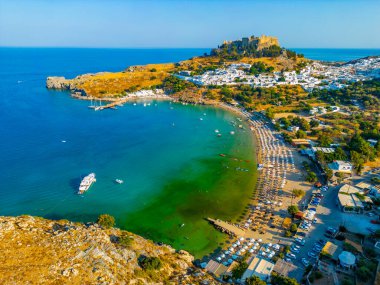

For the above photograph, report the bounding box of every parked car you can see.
[295,238,306,245]
[286,253,297,259]
[291,247,300,253]
[301,258,309,266]
[308,251,317,258]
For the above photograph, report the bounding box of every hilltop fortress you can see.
[211,35,280,56]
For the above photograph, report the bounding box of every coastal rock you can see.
[0,215,217,284]
[46,76,72,89]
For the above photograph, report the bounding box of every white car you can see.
[286,253,297,259]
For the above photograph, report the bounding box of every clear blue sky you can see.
[0,0,379,48]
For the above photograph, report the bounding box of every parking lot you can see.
[286,184,380,273]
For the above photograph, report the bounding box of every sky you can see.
[0,0,379,48]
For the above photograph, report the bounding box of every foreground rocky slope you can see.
[0,216,218,284]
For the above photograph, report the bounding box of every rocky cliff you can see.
[0,216,218,285]
[46,76,73,90]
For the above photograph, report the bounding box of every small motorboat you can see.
[115,179,124,184]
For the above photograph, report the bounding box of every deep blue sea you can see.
[0,47,377,255]
[293,48,380,62]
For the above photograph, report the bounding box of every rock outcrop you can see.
[0,216,218,284]
[46,76,72,89]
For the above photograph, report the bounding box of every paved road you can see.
[290,184,380,271]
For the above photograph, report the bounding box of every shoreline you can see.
[53,86,307,265]
[68,90,261,257]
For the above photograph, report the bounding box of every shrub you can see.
[315,271,323,279]
[232,261,248,279]
[119,232,133,247]
[290,223,298,233]
[97,214,115,228]
[356,266,371,281]
[306,171,318,182]
[292,189,305,198]
[287,205,299,216]
[245,275,266,285]
[139,256,162,271]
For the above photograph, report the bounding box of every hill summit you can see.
[211,34,295,59]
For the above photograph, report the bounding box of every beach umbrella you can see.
[239,237,244,241]
[258,239,263,243]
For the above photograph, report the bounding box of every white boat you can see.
[115,179,124,184]
[78,173,96,194]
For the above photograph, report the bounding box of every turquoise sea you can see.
[0,48,256,257]
[0,47,377,256]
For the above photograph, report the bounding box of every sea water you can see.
[0,48,256,257]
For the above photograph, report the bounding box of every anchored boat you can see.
[78,173,96,194]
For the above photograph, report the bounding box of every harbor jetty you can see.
[206,218,246,237]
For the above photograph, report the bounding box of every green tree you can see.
[350,150,365,170]
[97,214,115,228]
[334,147,347,161]
[266,107,275,120]
[315,151,325,163]
[290,223,298,233]
[292,189,305,198]
[232,261,249,279]
[245,275,266,285]
[310,120,319,128]
[296,130,307,138]
[325,168,333,180]
[306,171,318,182]
[318,134,333,147]
[299,118,310,131]
[271,272,299,285]
[287,205,299,216]
[356,266,371,281]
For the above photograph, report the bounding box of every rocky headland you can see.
[0,216,218,285]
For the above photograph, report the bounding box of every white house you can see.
[328,160,353,173]
[287,126,299,132]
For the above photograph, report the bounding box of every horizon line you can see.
[1,46,380,50]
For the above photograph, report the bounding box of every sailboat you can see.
[88,99,96,109]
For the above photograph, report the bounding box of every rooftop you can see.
[242,257,275,281]
[322,241,340,260]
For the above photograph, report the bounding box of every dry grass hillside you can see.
[48,54,306,98]
[0,216,218,285]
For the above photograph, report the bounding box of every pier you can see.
[207,218,246,237]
